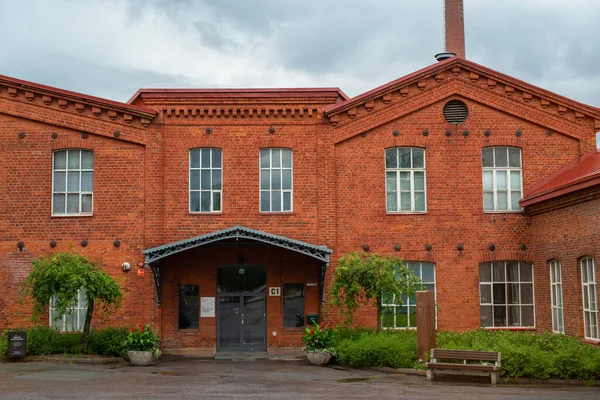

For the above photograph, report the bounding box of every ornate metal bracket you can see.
[149,261,162,308]
[320,262,329,305]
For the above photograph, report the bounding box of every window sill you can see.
[259,212,294,216]
[189,212,223,216]
[51,214,93,218]
[583,338,600,344]
[483,326,536,331]
[483,211,525,214]
[177,329,199,334]
[386,212,428,215]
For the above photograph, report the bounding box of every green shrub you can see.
[25,326,58,356]
[335,331,418,368]
[52,333,84,355]
[87,327,129,357]
[0,330,8,360]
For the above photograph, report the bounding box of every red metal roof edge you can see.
[0,73,157,116]
[520,175,600,207]
[324,57,600,117]
[127,87,349,104]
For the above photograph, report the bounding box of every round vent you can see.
[443,100,468,124]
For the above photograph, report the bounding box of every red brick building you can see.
[0,1,599,353]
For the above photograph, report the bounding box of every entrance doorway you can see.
[217,264,266,351]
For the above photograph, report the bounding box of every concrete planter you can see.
[127,351,154,366]
[305,351,333,366]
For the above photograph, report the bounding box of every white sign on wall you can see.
[200,297,215,318]
[269,287,281,296]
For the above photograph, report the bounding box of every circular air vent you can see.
[443,100,468,124]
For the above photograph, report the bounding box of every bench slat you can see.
[426,362,498,372]
[432,349,499,362]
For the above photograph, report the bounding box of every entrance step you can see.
[215,351,269,360]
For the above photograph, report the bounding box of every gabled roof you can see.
[324,56,600,119]
[521,150,600,207]
[143,225,332,264]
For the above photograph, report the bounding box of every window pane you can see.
[510,171,521,189]
[480,305,492,327]
[495,147,508,167]
[400,192,411,211]
[190,150,200,169]
[492,263,504,281]
[67,150,80,169]
[272,170,281,190]
[396,306,409,328]
[399,148,411,168]
[201,149,211,168]
[260,170,270,190]
[81,172,93,192]
[385,149,398,169]
[53,194,65,214]
[479,263,491,282]
[511,192,521,210]
[480,284,492,303]
[414,171,424,190]
[260,191,270,211]
[271,149,281,167]
[506,262,519,282]
[382,306,396,328]
[260,150,270,168]
[201,191,211,212]
[67,171,80,192]
[282,170,292,190]
[281,149,292,168]
[496,170,507,190]
[283,284,304,328]
[482,171,493,190]
[81,151,94,169]
[520,283,534,304]
[201,170,210,190]
[494,306,507,326]
[190,191,200,212]
[409,306,417,328]
[483,192,494,211]
[386,172,397,191]
[520,263,533,282]
[497,192,508,210]
[508,148,521,168]
[67,194,79,213]
[50,312,63,330]
[54,172,66,192]
[387,192,398,211]
[399,172,411,190]
[507,284,520,304]
[414,192,425,212]
[212,170,221,190]
[283,192,291,211]
[493,283,506,304]
[54,151,67,169]
[77,309,86,331]
[212,150,222,168]
[190,171,200,190]
[81,194,92,213]
[271,191,282,211]
[508,305,520,326]
[412,149,424,168]
[179,285,199,329]
[213,192,221,212]
[421,264,434,283]
[482,148,494,167]
[521,305,534,326]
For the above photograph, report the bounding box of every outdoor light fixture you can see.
[121,262,131,272]
[238,267,246,275]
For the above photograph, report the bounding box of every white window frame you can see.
[581,257,599,340]
[259,148,293,212]
[381,262,436,329]
[52,150,94,216]
[549,260,564,334]
[385,147,427,213]
[479,261,535,328]
[49,289,88,332]
[189,148,222,213]
[482,147,522,212]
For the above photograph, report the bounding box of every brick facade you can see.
[0,57,599,351]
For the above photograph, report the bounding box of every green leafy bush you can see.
[87,327,129,357]
[335,331,418,368]
[24,326,58,356]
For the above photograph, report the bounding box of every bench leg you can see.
[491,371,498,385]
[426,368,434,381]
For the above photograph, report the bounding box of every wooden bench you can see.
[426,349,501,384]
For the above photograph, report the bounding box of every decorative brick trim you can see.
[50,139,95,151]
[162,106,318,120]
[575,248,596,260]
[481,136,524,148]
[257,137,294,149]
[545,252,562,262]
[384,137,428,149]
[477,250,533,263]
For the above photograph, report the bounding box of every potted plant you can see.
[123,324,161,366]
[301,321,335,365]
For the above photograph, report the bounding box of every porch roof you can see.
[143,225,332,264]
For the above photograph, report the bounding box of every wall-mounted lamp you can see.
[121,262,131,272]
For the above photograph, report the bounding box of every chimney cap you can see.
[435,52,456,62]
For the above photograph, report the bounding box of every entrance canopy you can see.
[143,225,332,264]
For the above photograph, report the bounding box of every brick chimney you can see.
[440,0,465,59]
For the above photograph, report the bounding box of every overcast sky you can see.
[0,0,598,106]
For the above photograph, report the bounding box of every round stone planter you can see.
[305,351,333,366]
[127,351,154,366]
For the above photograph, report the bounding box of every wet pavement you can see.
[0,356,598,399]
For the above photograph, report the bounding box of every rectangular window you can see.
[479,261,534,327]
[49,289,87,332]
[283,284,304,328]
[52,150,94,215]
[260,148,292,212]
[482,147,522,212]
[581,257,598,340]
[179,285,200,329]
[381,262,435,329]
[385,148,426,212]
[190,148,222,212]
[550,260,564,333]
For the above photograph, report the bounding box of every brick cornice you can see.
[158,105,321,120]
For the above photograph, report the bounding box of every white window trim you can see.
[479,261,536,328]
[189,148,223,213]
[259,148,293,213]
[382,262,436,330]
[549,260,564,334]
[581,257,599,341]
[385,147,427,214]
[482,147,523,213]
[51,150,94,216]
[49,289,88,332]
